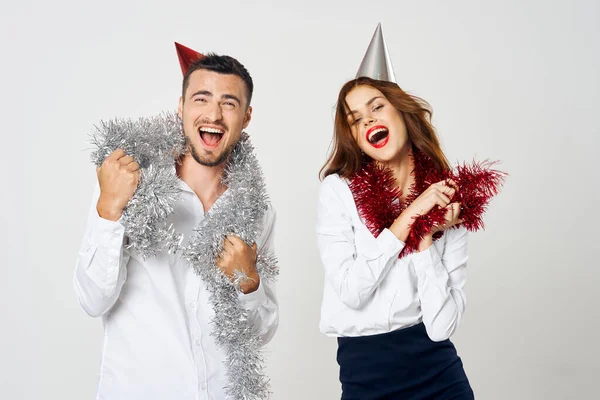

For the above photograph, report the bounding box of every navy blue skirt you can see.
[337,323,474,400]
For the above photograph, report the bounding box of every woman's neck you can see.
[379,145,414,200]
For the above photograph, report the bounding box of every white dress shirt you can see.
[316,174,468,342]
[74,180,278,400]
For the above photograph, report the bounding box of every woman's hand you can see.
[389,180,458,242]
[432,202,463,234]
[418,202,464,251]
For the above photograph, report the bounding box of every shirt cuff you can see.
[238,278,267,312]
[88,213,126,297]
[94,212,126,249]
[411,244,448,281]
[362,228,404,260]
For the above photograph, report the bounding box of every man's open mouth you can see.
[198,126,225,148]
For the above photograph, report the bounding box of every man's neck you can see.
[177,154,227,214]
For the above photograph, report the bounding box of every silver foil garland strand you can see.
[90,113,187,257]
[90,112,279,399]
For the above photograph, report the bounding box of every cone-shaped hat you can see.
[356,23,396,83]
[175,42,204,75]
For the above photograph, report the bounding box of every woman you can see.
[317,76,477,400]
[317,24,504,398]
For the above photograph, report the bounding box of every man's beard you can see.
[186,136,237,167]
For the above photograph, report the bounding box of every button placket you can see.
[185,270,209,396]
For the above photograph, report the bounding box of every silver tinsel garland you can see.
[90,112,279,399]
[90,113,187,257]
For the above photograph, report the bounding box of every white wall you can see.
[1,0,598,399]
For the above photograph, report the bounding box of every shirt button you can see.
[189,301,196,308]
[200,383,207,390]
[195,338,201,346]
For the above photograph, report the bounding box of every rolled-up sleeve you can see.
[412,226,468,341]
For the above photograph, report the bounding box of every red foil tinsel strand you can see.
[349,149,506,258]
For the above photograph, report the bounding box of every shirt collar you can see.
[178,179,194,193]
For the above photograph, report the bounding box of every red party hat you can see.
[175,42,204,75]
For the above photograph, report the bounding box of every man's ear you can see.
[243,106,252,129]
[178,96,184,118]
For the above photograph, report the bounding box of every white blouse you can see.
[316,174,469,342]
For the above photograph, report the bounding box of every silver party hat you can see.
[356,23,397,83]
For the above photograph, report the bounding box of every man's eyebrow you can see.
[222,94,241,104]
[189,90,213,98]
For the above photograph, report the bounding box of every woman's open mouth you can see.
[366,125,389,149]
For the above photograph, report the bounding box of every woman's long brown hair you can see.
[320,77,450,179]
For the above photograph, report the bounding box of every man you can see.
[74,43,278,400]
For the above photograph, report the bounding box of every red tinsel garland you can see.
[348,149,506,258]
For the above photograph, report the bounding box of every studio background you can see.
[1,0,598,399]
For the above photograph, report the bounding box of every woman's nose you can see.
[363,116,376,127]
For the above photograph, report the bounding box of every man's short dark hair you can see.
[182,53,254,107]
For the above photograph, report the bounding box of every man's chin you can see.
[196,157,226,167]
[190,145,231,167]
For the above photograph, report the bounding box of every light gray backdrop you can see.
[1,0,598,399]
